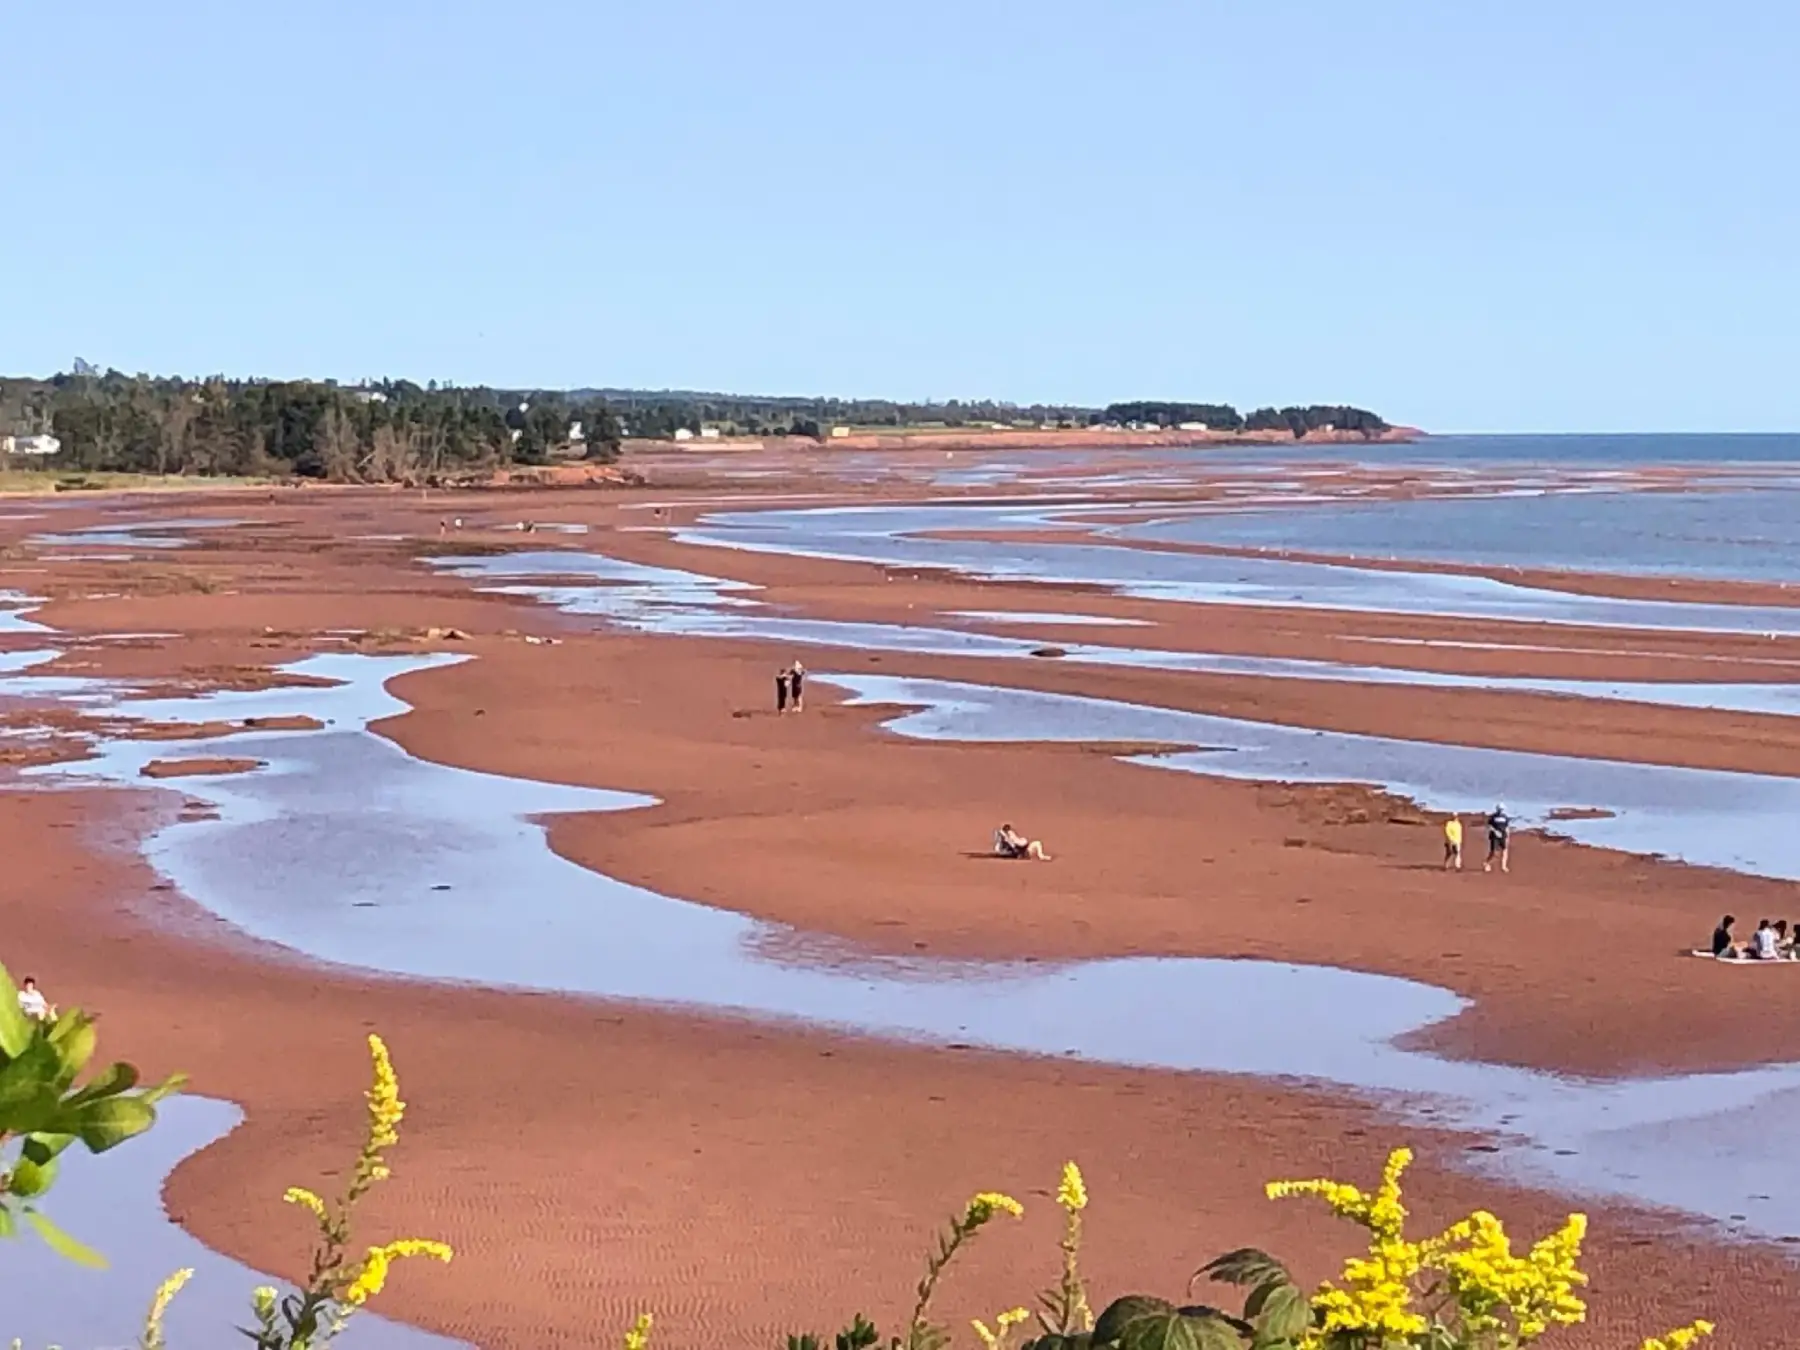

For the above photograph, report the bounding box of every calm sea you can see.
[1127,434,1800,582]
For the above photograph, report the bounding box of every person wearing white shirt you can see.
[16,976,51,1021]
[1751,920,1780,961]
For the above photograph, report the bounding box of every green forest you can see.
[0,370,1392,482]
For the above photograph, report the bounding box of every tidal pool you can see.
[13,653,1800,1239]
[431,553,1800,722]
[0,1096,462,1350]
[674,501,1800,636]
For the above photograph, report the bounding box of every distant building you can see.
[672,427,695,442]
[699,426,722,440]
[2,434,61,457]
[568,420,585,442]
[1177,421,1209,432]
[829,425,852,439]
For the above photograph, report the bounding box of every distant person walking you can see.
[1483,805,1511,874]
[775,667,790,713]
[1442,814,1463,871]
[789,661,806,712]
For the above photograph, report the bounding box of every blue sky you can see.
[3,2,1796,432]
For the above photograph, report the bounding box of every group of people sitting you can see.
[1709,915,1800,961]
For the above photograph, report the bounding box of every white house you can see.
[699,426,722,440]
[2,434,61,457]
[672,427,695,442]
[1177,421,1209,432]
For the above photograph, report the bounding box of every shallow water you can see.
[0,1096,462,1350]
[675,501,1800,635]
[0,590,51,635]
[1112,487,1800,584]
[432,553,1800,723]
[15,653,1800,1238]
[29,517,244,552]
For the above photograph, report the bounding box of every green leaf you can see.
[141,1072,188,1106]
[8,1156,57,1198]
[0,1202,15,1238]
[1249,1285,1308,1343]
[72,1094,158,1152]
[64,1061,140,1106]
[23,1209,108,1268]
[1023,1337,1093,1350]
[46,1015,97,1085]
[1198,1249,1292,1293]
[0,961,32,1059]
[22,1132,76,1166]
[1115,1312,1201,1350]
[0,1047,64,1136]
[1093,1296,1176,1347]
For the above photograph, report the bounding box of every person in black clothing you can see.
[1483,804,1511,874]
[1712,914,1737,958]
[775,668,790,713]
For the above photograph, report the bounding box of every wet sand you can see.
[3,467,1798,1346]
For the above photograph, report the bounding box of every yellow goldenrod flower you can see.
[1056,1161,1088,1213]
[141,1267,193,1350]
[964,1191,1025,1226]
[1641,1320,1715,1350]
[283,1186,330,1222]
[365,1033,405,1152]
[250,1286,278,1322]
[971,1308,1031,1350]
[622,1311,654,1350]
[341,1238,454,1307]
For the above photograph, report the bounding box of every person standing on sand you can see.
[789,661,806,712]
[775,667,790,714]
[1483,804,1511,874]
[1442,814,1463,871]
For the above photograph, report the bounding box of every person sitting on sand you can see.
[17,976,51,1022]
[1442,814,1463,871]
[1776,920,1791,958]
[1711,915,1738,958]
[1750,919,1780,960]
[995,823,1051,861]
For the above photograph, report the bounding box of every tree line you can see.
[0,370,1397,481]
[1101,402,1389,435]
[0,372,622,482]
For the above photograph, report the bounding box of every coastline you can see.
[3,463,1799,1347]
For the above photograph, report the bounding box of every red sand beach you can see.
[3,453,1798,1347]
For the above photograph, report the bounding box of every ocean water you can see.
[1112,433,1800,581]
[1114,486,1800,582]
[1345,432,1800,467]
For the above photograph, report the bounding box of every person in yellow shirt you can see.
[1443,815,1463,871]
